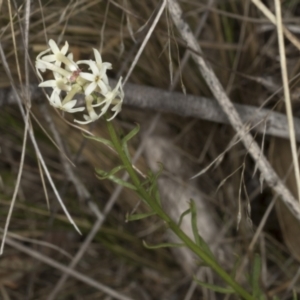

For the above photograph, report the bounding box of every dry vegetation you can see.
[1,0,300,299]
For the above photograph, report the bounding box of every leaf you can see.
[193,278,235,294]
[121,123,140,146]
[95,165,138,189]
[110,176,137,190]
[190,199,216,260]
[293,290,298,300]
[190,199,200,246]
[83,134,114,148]
[154,188,161,205]
[126,211,156,221]
[177,208,191,228]
[122,141,131,161]
[147,163,163,203]
[252,254,262,298]
[143,240,184,249]
[95,165,125,179]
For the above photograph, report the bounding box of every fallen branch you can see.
[1,81,300,142]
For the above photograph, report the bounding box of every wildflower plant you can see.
[36,40,260,300]
[36,39,123,124]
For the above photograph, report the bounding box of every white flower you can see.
[77,77,124,123]
[92,48,112,71]
[47,90,85,113]
[41,39,78,72]
[36,40,124,124]
[78,48,112,72]
[36,40,79,82]
[38,70,71,93]
[39,78,71,93]
[79,60,110,96]
[97,77,124,121]
[36,59,72,80]
[35,59,49,81]
[78,49,112,96]
[74,95,100,124]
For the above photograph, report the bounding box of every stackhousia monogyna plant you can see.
[35,40,260,300]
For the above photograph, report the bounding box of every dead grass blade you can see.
[0,110,30,255]
[123,0,167,85]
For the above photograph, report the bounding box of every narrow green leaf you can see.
[190,199,216,261]
[143,240,184,249]
[95,165,125,179]
[154,188,161,205]
[83,134,114,148]
[121,124,140,146]
[190,199,200,246]
[96,175,137,190]
[193,278,235,294]
[252,254,262,298]
[122,142,131,161]
[198,234,216,261]
[293,290,298,300]
[110,176,137,190]
[126,211,156,221]
[153,162,164,180]
[177,208,191,228]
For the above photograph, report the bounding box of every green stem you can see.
[106,120,253,300]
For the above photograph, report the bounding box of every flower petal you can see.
[63,101,85,112]
[98,80,109,95]
[102,62,112,70]
[41,54,56,62]
[47,91,62,106]
[39,80,57,88]
[61,41,69,55]
[74,117,94,125]
[63,100,77,109]
[79,72,95,82]
[93,48,102,64]
[49,39,60,54]
[77,60,90,65]
[89,61,99,75]
[85,82,97,95]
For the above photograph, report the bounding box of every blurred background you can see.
[1,0,300,299]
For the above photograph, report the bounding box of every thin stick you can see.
[123,0,166,85]
[0,109,30,255]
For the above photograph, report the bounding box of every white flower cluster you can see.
[36,39,124,124]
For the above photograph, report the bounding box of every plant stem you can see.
[106,120,254,300]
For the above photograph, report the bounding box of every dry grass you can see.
[1,0,300,299]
